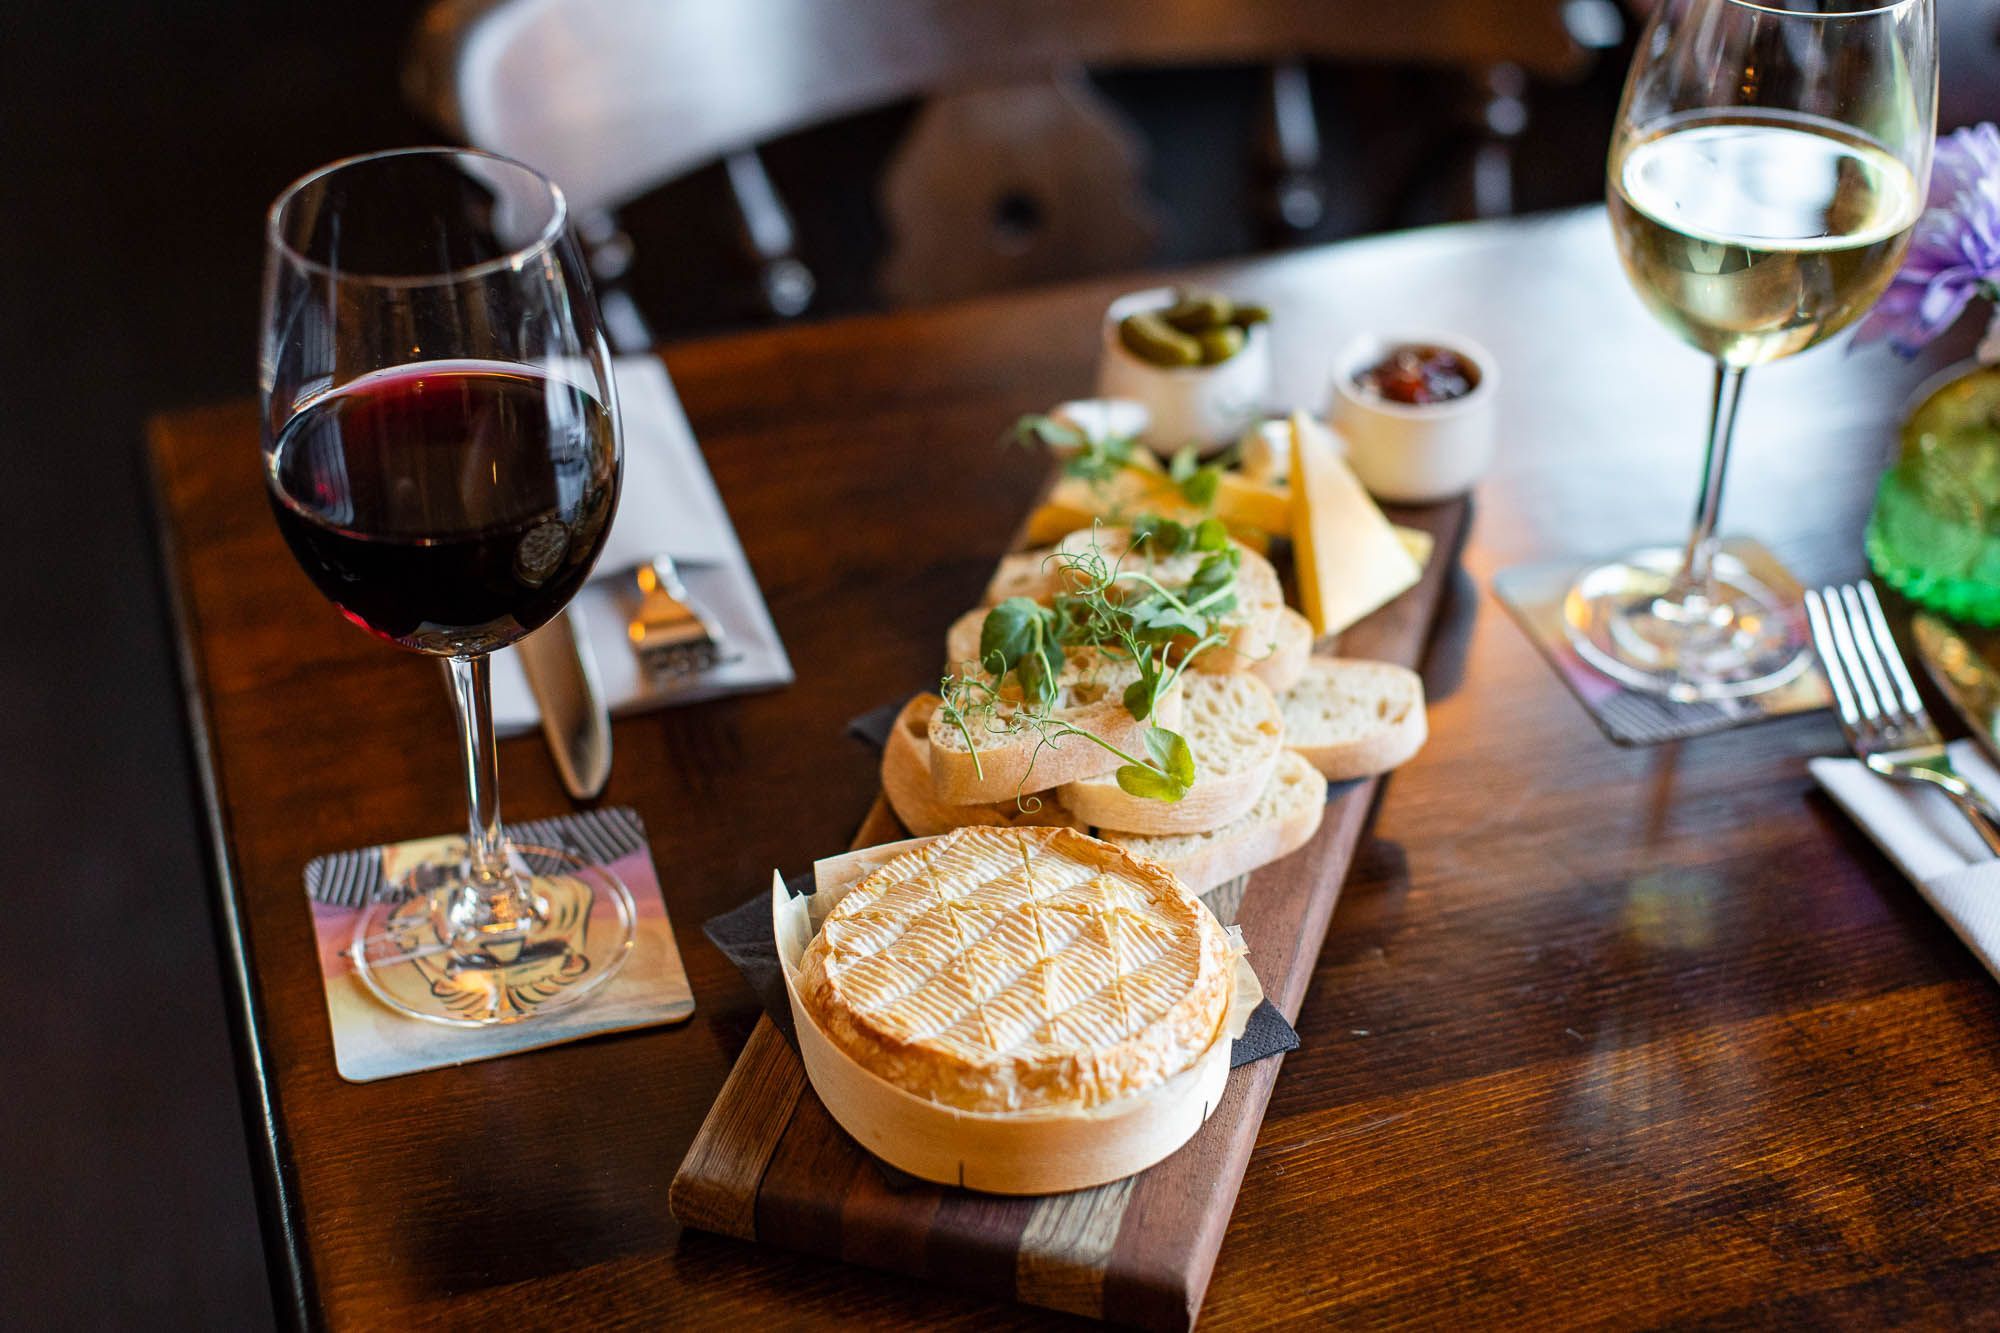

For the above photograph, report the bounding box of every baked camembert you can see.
[796,826,1234,1114]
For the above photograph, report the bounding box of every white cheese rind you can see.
[796,827,1233,1114]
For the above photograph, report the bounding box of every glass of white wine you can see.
[1567,0,1936,700]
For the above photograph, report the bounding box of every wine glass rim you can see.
[265,145,568,285]
[1722,0,1920,17]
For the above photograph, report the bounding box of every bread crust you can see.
[1282,657,1428,781]
[1246,606,1313,695]
[796,826,1234,1113]
[973,527,1283,677]
[1061,674,1284,836]
[1100,751,1327,894]
[883,694,1085,836]
[927,651,1183,803]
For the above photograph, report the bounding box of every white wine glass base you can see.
[348,842,636,1027]
[1562,545,1811,702]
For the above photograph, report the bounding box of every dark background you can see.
[0,2,1673,1325]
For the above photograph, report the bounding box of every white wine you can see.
[1610,112,1921,367]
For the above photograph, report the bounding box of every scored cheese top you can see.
[796,826,1234,1114]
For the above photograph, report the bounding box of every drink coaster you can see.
[1494,537,1832,746]
[305,807,694,1082]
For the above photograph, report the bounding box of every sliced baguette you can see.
[957,526,1284,679]
[1279,656,1427,781]
[950,599,1283,681]
[928,650,1184,803]
[984,549,1058,605]
[944,606,988,672]
[1058,526,1284,674]
[1245,605,1312,695]
[882,694,1084,836]
[1062,673,1283,835]
[1102,750,1327,894]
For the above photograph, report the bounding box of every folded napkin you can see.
[489,356,793,736]
[1810,739,2000,982]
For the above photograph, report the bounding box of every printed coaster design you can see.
[306,807,694,1082]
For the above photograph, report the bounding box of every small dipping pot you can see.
[1329,333,1497,504]
[1096,286,1273,456]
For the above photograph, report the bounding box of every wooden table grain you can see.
[151,208,2000,1329]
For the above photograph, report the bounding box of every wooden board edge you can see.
[670,793,901,1239]
[669,1016,806,1241]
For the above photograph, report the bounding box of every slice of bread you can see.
[1245,605,1312,695]
[1062,673,1283,835]
[984,549,1058,606]
[944,606,988,672]
[1279,657,1427,781]
[882,694,1085,836]
[1101,750,1327,894]
[958,524,1285,680]
[928,650,1185,803]
[1088,529,1283,678]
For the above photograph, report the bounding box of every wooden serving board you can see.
[671,498,1469,1331]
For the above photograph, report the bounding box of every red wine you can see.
[267,362,619,655]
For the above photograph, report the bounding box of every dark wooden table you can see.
[152,208,2000,1329]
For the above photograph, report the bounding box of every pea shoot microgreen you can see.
[1012,414,1143,490]
[937,520,1240,804]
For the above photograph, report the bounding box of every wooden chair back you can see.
[408,0,1590,216]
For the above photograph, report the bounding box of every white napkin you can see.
[1810,739,2000,982]
[489,357,793,735]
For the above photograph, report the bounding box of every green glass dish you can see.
[1866,363,2000,625]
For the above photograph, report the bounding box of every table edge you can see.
[145,424,319,1330]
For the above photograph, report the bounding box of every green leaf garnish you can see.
[1145,726,1197,788]
[940,518,1240,805]
[1179,463,1221,508]
[1116,763,1186,802]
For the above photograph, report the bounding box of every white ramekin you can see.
[1094,286,1273,457]
[1328,333,1498,504]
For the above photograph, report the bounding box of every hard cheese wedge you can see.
[1289,411,1422,636]
[1028,472,1275,551]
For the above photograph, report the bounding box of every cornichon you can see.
[1160,293,1231,333]
[1196,326,1244,363]
[1118,289,1266,367]
[1118,311,1203,367]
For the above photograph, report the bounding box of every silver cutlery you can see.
[515,609,614,801]
[1805,580,2000,856]
[629,554,733,682]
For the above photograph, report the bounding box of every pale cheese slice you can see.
[1288,411,1421,636]
[1028,474,1430,564]
[1032,467,1291,541]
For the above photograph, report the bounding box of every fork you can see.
[1805,580,2000,856]
[627,554,732,683]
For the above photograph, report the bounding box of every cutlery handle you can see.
[1948,791,2000,859]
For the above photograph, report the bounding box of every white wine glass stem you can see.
[1671,362,1749,604]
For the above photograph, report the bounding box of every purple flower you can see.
[1856,123,2000,356]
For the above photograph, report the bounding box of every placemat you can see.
[1493,537,1832,745]
[305,807,694,1082]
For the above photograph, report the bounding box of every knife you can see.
[1912,612,2000,767]
[514,608,613,800]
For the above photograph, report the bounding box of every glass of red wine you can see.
[261,148,634,1025]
